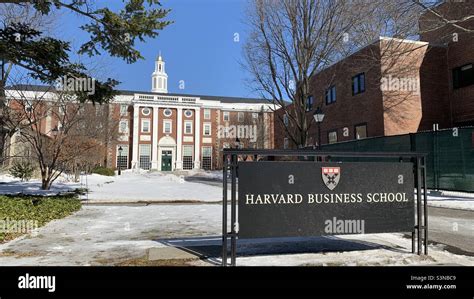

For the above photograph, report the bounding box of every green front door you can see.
[161,151,172,171]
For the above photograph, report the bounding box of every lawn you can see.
[0,194,81,243]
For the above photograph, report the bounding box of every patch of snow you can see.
[0,204,472,266]
[428,193,474,211]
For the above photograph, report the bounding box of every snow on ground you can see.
[81,171,222,202]
[0,173,80,196]
[1,171,474,209]
[426,191,474,211]
[0,171,223,202]
[0,204,472,266]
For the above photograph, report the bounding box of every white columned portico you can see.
[131,104,140,170]
[194,108,201,169]
[175,106,183,170]
[151,106,159,169]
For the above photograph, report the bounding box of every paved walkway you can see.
[0,204,472,266]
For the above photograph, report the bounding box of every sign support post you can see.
[222,153,228,267]
[230,153,237,267]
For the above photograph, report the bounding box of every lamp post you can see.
[313,107,325,150]
[118,146,123,175]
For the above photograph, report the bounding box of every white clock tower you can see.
[151,52,168,93]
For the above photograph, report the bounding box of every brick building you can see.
[5,54,276,171]
[275,1,474,149]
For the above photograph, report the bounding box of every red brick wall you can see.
[419,1,474,126]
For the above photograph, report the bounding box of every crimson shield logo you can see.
[322,167,340,190]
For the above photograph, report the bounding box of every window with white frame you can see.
[141,119,150,133]
[163,120,172,134]
[183,145,194,170]
[252,112,259,119]
[238,112,244,122]
[203,123,211,136]
[120,104,128,116]
[328,130,338,144]
[119,120,128,134]
[223,111,229,121]
[204,109,211,120]
[284,138,289,149]
[116,145,129,169]
[201,146,212,170]
[184,121,193,134]
[139,144,151,170]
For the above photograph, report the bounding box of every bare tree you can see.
[244,0,426,148]
[414,0,474,34]
[7,82,119,190]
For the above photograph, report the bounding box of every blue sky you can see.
[57,0,257,98]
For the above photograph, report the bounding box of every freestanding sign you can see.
[221,149,429,267]
[238,162,414,238]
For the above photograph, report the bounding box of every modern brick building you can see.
[274,1,474,149]
[5,54,276,171]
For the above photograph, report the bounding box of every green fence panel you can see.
[320,127,474,192]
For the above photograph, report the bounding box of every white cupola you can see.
[151,51,168,93]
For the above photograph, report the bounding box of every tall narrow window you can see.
[238,112,244,122]
[119,120,128,133]
[182,145,193,170]
[139,144,151,170]
[328,130,338,144]
[223,111,230,121]
[116,145,129,170]
[204,109,211,120]
[120,104,128,116]
[163,120,172,134]
[283,114,289,127]
[203,123,211,136]
[141,119,150,133]
[284,138,289,149]
[325,86,336,105]
[184,121,193,134]
[201,146,212,170]
[306,96,314,111]
[352,73,365,95]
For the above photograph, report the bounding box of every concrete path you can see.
[0,204,473,266]
[428,207,474,255]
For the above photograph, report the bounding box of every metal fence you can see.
[321,127,474,192]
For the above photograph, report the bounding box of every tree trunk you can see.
[41,178,52,190]
[0,71,7,161]
[40,168,52,190]
[74,163,80,182]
